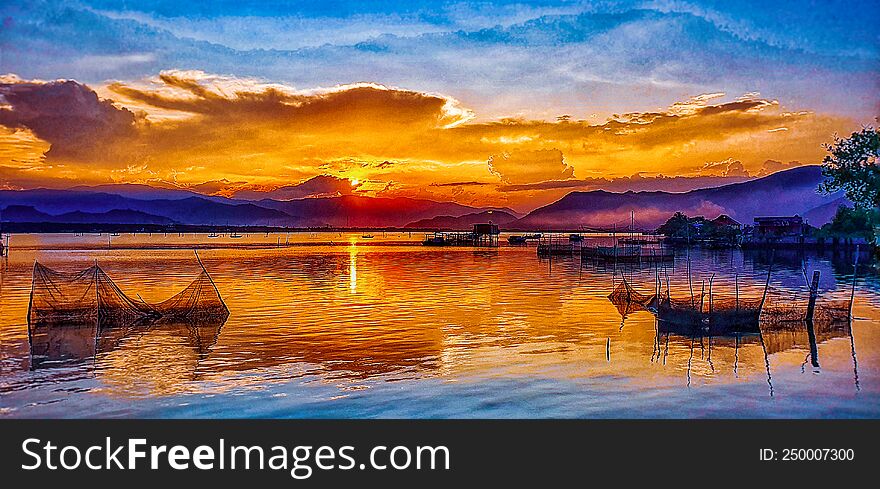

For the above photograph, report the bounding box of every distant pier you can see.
[423,223,500,247]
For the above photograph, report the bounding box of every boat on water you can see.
[361,234,374,239]
[229,233,243,238]
[207,233,220,238]
[569,234,584,242]
[110,233,121,237]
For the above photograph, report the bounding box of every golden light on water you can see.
[349,246,358,294]
[0,235,878,415]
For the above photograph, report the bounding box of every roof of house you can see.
[712,214,741,226]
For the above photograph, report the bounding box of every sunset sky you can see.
[1,0,878,211]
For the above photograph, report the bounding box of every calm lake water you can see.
[1,232,879,418]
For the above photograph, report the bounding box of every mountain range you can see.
[405,210,518,229]
[514,166,846,230]
[0,166,848,230]
[0,189,519,228]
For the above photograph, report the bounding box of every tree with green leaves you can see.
[656,212,691,237]
[819,205,878,241]
[820,127,879,209]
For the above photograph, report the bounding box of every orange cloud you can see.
[0,72,860,211]
[488,149,573,184]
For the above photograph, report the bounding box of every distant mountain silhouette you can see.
[0,189,513,228]
[405,210,517,229]
[0,191,305,226]
[803,196,853,225]
[0,205,174,225]
[515,166,845,230]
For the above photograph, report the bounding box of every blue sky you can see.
[2,0,878,120]
[0,1,878,206]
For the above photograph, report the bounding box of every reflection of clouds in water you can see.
[1,242,878,416]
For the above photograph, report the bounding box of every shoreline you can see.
[2,241,430,251]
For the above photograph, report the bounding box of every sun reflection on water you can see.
[0,234,878,417]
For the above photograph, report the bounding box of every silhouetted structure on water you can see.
[26,252,229,369]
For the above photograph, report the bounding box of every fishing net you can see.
[653,288,851,331]
[27,262,156,325]
[762,299,851,325]
[28,260,229,328]
[27,263,100,325]
[653,291,764,331]
[150,271,230,321]
[607,277,655,310]
[658,293,763,313]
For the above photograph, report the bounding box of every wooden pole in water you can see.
[849,245,860,320]
[26,260,37,342]
[654,249,660,299]
[612,223,617,285]
[759,250,775,314]
[804,270,821,368]
[735,273,739,312]
[630,210,634,269]
[686,224,695,308]
[708,274,715,320]
[664,265,671,298]
[699,280,706,313]
[848,246,861,390]
[805,270,820,323]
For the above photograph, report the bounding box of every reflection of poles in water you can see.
[707,274,715,329]
[606,337,610,362]
[687,335,695,388]
[804,321,820,369]
[651,319,660,363]
[755,251,774,396]
[663,332,669,365]
[706,330,714,372]
[757,325,774,397]
[849,245,859,319]
[699,280,705,314]
[849,246,861,391]
[733,334,739,378]
[804,270,820,369]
